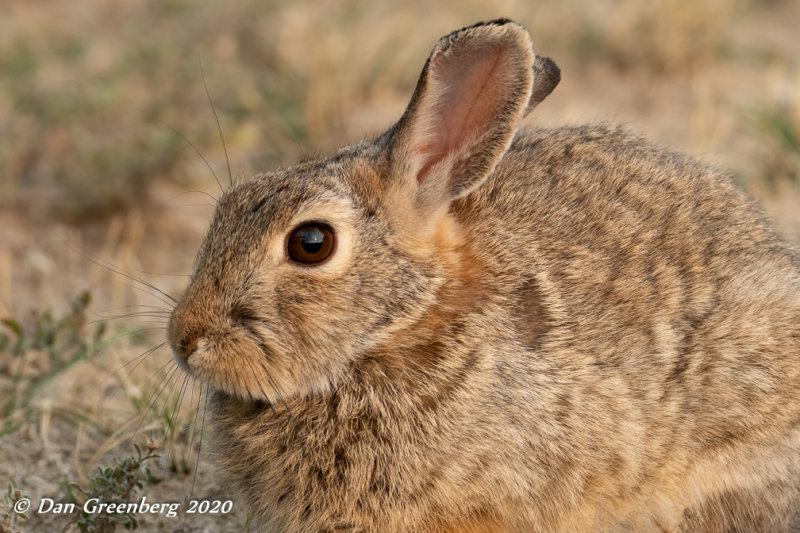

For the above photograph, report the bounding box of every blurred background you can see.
[1,0,798,531]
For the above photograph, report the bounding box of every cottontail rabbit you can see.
[168,19,800,532]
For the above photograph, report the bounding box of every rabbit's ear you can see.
[525,55,560,116]
[386,20,535,211]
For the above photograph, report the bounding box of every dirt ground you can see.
[1,0,799,531]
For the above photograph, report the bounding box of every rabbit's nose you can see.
[172,335,198,361]
[167,305,202,363]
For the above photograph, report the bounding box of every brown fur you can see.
[168,19,800,532]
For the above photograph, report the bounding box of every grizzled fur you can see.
[168,19,800,532]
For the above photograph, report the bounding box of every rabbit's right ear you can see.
[384,20,535,214]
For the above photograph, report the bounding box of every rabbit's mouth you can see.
[172,337,266,402]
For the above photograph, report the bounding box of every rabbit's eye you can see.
[287,223,335,265]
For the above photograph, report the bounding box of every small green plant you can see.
[0,483,30,533]
[62,444,161,532]
[0,291,106,436]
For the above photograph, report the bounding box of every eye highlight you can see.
[287,223,336,265]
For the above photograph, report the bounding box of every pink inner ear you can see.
[415,45,508,185]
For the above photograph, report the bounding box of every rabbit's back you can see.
[454,123,800,529]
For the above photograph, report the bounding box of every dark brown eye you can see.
[287,223,335,264]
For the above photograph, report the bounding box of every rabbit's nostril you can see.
[175,336,199,361]
[167,307,202,363]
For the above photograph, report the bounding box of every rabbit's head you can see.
[167,19,559,402]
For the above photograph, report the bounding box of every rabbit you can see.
[167,19,800,532]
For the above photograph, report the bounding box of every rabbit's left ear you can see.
[525,55,560,116]
[385,20,535,211]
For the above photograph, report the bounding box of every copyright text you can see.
[20,496,233,518]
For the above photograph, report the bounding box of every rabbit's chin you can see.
[211,389,271,412]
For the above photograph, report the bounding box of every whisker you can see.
[191,384,210,497]
[162,190,218,215]
[166,373,191,472]
[104,277,178,311]
[172,374,191,439]
[131,362,180,442]
[115,356,175,441]
[184,377,198,474]
[95,303,174,314]
[199,60,233,188]
[100,326,166,344]
[265,370,297,423]
[174,203,218,209]
[185,378,202,454]
[102,341,168,391]
[142,272,192,278]
[250,356,296,423]
[131,357,175,412]
[181,378,201,498]
[90,326,169,342]
[75,246,178,304]
[166,126,224,197]
[244,357,270,401]
[90,313,170,325]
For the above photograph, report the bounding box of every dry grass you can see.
[1,0,798,531]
